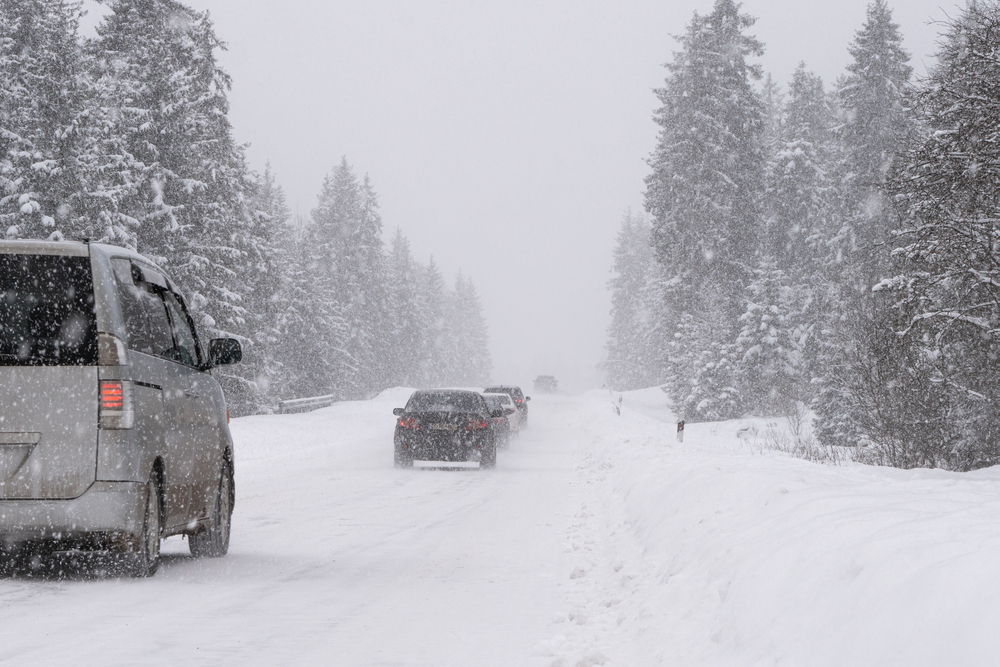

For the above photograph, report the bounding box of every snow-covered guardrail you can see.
[277,394,337,414]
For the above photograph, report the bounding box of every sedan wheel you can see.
[394,445,413,468]
[481,441,497,469]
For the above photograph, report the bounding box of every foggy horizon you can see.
[81,0,955,391]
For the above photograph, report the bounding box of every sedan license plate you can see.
[428,423,458,431]
[413,461,479,469]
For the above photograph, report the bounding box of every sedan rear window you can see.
[484,393,512,406]
[0,254,98,366]
[406,391,482,412]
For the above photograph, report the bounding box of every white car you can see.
[483,391,520,436]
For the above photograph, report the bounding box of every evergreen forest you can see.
[0,0,492,415]
[607,0,1000,471]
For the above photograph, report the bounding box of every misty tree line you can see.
[0,0,492,415]
[608,0,1000,470]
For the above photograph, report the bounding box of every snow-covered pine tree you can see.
[0,0,127,242]
[93,0,258,347]
[827,0,913,287]
[274,214,333,400]
[419,257,448,386]
[873,1,1000,470]
[644,0,765,420]
[760,73,785,159]
[739,64,838,413]
[813,0,913,448]
[764,64,836,273]
[664,295,743,422]
[606,209,660,390]
[736,261,811,414]
[308,158,392,399]
[217,163,288,415]
[646,0,765,291]
[385,229,425,388]
[839,0,913,208]
[356,174,391,396]
[444,273,492,387]
[308,158,361,398]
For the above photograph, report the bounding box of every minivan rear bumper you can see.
[0,481,145,545]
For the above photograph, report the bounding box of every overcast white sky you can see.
[82,0,954,391]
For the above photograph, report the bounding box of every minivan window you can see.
[163,292,200,367]
[116,272,174,359]
[0,254,98,366]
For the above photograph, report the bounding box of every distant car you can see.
[393,389,500,469]
[534,375,558,393]
[483,392,518,444]
[483,385,530,429]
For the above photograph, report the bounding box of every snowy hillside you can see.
[2,388,998,666]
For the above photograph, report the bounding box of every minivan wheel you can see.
[126,477,161,577]
[189,464,233,558]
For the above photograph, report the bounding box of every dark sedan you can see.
[393,390,499,469]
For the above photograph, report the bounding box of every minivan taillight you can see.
[99,380,134,429]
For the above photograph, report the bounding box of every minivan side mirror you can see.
[393,408,405,417]
[209,338,242,366]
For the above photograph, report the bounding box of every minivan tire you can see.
[189,464,233,558]
[126,476,161,577]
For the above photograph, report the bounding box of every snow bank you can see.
[552,389,1000,666]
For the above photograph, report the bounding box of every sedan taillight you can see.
[398,417,420,430]
[466,418,488,431]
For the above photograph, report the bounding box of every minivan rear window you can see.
[0,254,98,366]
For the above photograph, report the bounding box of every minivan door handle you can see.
[184,388,200,399]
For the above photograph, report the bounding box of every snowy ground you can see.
[2,388,1000,666]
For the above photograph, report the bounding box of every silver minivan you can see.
[0,240,242,576]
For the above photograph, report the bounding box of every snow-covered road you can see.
[3,388,1000,666]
